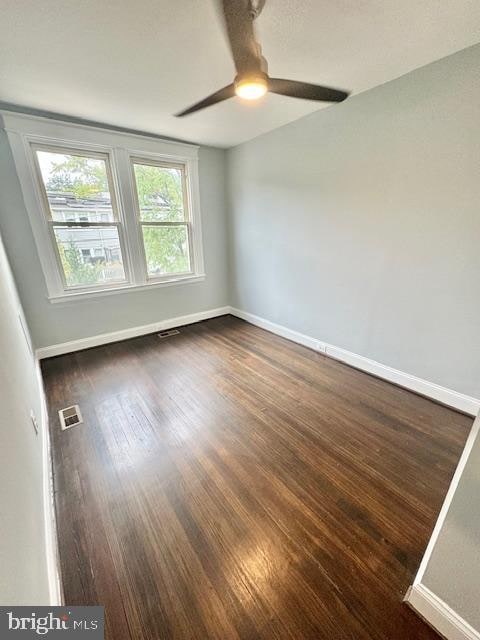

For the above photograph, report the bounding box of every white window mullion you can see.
[112,147,147,285]
[185,158,205,277]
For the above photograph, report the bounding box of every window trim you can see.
[2,112,205,302]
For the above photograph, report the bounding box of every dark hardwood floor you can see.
[42,315,473,640]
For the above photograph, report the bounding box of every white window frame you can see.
[2,112,205,302]
[129,154,197,283]
[30,142,132,292]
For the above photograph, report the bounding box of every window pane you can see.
[53,226,125,287]
[133,163,185,222]
[142,225,190,277]
[36,150,115,222]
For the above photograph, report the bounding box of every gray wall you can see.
[227,43,480,399]
[0,129,228,348]
[422,414,480,630]
[0,229,51,603]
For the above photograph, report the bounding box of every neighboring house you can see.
[48,191,121,265]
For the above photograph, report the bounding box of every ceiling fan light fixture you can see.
[234,73,268,100]
[174,1,349,117]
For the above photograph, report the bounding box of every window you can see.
[131,159,192,279]
[5,113,205,301]
[34,147,127,289]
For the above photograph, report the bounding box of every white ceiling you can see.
[0,0,479,148]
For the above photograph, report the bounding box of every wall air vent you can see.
[59,405,83,431]
[157,328,180,339]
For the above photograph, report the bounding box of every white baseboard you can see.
[404,415,480,637]
[411,415,480,589]
[36,304,480,415]
[405,584,480,640]
[229,307,480,416]
[36,361,63,605]
[36,306,231,359]
[230,307,325,351]
[404,422,480,640]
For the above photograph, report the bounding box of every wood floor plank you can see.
[41,315,473,640]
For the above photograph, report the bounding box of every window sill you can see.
[48,273,206,304]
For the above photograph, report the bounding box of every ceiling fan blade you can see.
[175,84,235,117]
[220,0,261,73]
[268,78,349,103]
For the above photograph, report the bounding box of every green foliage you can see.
[46,155,108,200]
[134,164,189,274]
[143,227,189,275]
[59,240,102,287]
[133,164,183,222]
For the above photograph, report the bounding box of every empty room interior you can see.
[1,1,480,638]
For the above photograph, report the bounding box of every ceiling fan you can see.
[176,0,349,117]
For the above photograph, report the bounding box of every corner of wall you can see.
[405,584,480,640]
[405,414,480,640]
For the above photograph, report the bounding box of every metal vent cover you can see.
[157,328,180,339]
[59,404,83,430]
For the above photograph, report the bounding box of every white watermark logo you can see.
[0,607,103,638]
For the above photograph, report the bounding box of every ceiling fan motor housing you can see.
[235,69,268,90]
